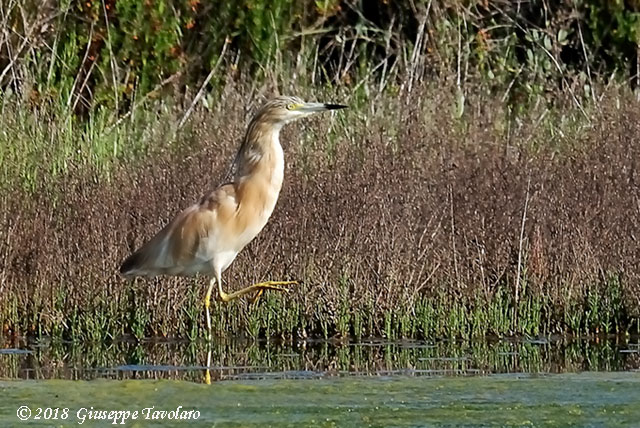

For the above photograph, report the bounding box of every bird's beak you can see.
[299,102,348,113]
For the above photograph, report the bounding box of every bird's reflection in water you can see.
[204,346,212,385]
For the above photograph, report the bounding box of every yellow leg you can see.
[204,278,215,337]
[204,273,295,339]
[218,280,296,303]
[204,347,212,385]
[250,288,265,305]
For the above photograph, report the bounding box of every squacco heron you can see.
[119,96,346,333]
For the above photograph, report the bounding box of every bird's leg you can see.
[204,278,216,337]
[250,289,265,305]
[204,346,212,385]
[218,280,297,303]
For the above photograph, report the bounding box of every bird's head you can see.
[256,96,347,127]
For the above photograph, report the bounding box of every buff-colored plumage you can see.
[120,96,346,333]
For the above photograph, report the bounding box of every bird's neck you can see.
[233,120,285,191]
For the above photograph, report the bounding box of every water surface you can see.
[1,336,639,427]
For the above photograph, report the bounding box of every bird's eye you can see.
[286,103,295,110]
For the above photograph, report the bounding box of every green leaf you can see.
[558,28,568,44]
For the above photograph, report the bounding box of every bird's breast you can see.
[227,142,285,253]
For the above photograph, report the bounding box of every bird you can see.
[119,96,347,334]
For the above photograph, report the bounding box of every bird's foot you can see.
[255,280,297,291]
[218,280,297,303]
[250,280,297,304]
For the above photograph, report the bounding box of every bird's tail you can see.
[119,251,142,276]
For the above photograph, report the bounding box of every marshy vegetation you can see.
[1,1,639,342]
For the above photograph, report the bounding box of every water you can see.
[1,336,639,426]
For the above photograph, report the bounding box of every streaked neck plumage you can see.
[232,116,284,181]
[224,112,285,254]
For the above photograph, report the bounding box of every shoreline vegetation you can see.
[1,1,639,341]
[1,336,638,380]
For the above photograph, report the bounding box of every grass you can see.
[1,35,640,342]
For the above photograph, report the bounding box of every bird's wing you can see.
[120,183,238,276]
